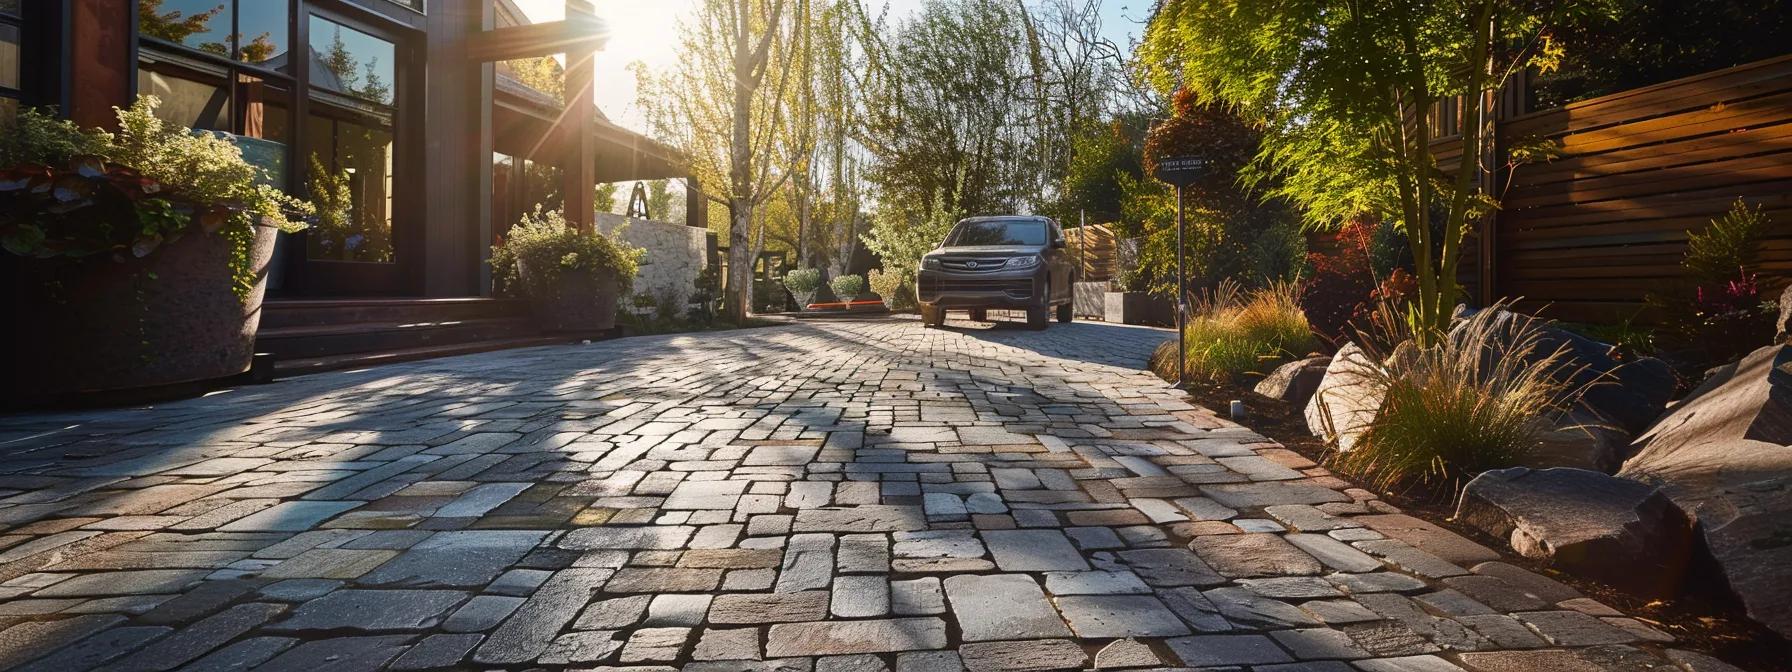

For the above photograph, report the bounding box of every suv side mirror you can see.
[1050,237,1067,249]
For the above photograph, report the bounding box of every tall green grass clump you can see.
[1331,302,1585,495]
[1152,281,1318,382]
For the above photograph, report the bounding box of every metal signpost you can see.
[1153,156,1208,387]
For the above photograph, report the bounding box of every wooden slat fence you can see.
[1066,223,1119,282]
[1487,54,1792,323]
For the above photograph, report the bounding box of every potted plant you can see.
[830,274,865,307]
[2,98,312,398]
[867,268,909,311]
[490,207,642,333]
[783,267,822,310]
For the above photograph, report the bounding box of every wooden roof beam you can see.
[464,4,607,63]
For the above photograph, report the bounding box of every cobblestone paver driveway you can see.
[0,317,1723,671]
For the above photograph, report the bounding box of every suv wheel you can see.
[921,305,945,328]
[1026,306,1049,330]
[1057,302,1073,323]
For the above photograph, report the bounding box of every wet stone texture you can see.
[0,316,1727,669]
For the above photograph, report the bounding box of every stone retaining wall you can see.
[596,212,707,317]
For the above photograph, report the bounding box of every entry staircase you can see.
[255,298,565,376]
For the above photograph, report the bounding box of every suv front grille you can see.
[921,276,1034,298]
[939,256,1012,273]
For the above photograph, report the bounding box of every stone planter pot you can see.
[516,258,620,333]
[13,219,278,397]
[1103,291,1175,326]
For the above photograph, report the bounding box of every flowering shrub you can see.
[1647,200,1778,371]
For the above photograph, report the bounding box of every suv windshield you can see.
[946,219,1048,247]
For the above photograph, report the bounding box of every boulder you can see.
[1777,284,1792,343]
[1455,467,1695,598]
[1304,343,1383,452]
[1619,343,1792,637]
[1255,356,1330,406]
[1530,413,1634,473]
[1473,309,1675,436]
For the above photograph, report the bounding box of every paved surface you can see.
[0,317,1737,671]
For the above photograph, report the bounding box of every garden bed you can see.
[1174,377,1791,671]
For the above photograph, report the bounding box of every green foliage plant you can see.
[0,96,312,301]
[829,273,864,300]
[783,267,823,308]
[489,207,642,299]
[1150,280,1318,382]
[1330,301,1585,496]
[1645,199,1778,370]
[1141,0,1606,345]
[861,192,956,295]
[867,268,911,309]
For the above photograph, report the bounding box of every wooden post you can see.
[63,1,134,130]
[423,0,493,296]
[561,1,599,233]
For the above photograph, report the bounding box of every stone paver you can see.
[0,317,1722,670]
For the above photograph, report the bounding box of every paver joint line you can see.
[0,317,1702,670]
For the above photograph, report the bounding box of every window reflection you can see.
[138,63,233,131]
[236,74,290,185]
[493,152,515,241]
[307,16,395,106]
[237,1,291,68]
[306,113,395,263]
[523,159,563,215]
[0,23,17,90]
[139,0,232,56]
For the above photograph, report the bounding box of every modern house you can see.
[5,0,706,371]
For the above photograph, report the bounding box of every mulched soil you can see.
[1174,378,1792,671]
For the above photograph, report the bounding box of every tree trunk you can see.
[724,0,756,323]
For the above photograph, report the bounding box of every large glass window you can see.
[138,59,233,132]
[139,0,233,56]
[306,111,396,263]
[135,2,295,180]
[236,1,292,68]
[0,3,19,122]
[307,16,395,106]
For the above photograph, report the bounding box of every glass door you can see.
[290,10,412,295]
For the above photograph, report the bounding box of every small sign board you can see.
[1153,156,1208,186]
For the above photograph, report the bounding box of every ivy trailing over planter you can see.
[0,98,313,300]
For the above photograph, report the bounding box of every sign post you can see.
[1153,156,1208,387]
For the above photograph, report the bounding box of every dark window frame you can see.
[0,2,22,112]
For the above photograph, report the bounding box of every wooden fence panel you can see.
[1490,54,1792,324]
[1066,224,1118,282]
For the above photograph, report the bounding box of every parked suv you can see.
[916,215,1076,330]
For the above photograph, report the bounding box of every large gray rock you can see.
[1304,343,1383,452]
[1455,467,1694,597]
[1619,343,1792,638]
[1255,356,1331,406]
[1473,309,1675,436]
[1776,284,1791,343]
[1531,413,1634,473]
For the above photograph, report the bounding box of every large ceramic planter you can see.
[13,219,278,397]
[516,257,620,333]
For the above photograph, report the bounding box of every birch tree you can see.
[636,0,804,321]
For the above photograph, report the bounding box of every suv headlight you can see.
[1005,256,1041,269]
[921,257,941,270]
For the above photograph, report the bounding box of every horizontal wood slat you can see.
[1479,55,1792,322]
